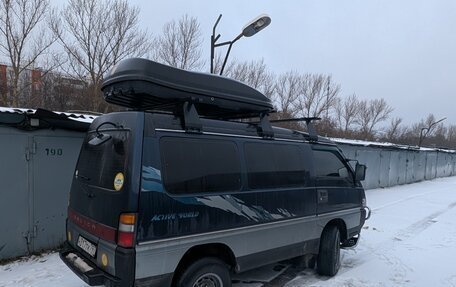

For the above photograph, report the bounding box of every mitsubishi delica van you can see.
[60,58,369,287]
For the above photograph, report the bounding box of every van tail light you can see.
[117,213,136,248]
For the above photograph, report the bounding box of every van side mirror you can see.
[338,167,349,178]
[354,164,366,181]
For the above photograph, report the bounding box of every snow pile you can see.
[0,253,86,287]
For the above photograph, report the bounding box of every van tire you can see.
[176,257,231,287]
[317,225,341,276]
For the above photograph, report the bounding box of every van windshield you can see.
[75,130,130,191]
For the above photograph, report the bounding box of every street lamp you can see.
[418,117,446,148]
[210,14,271,75]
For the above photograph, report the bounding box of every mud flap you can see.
[341,234,360,249]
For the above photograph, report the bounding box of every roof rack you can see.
[270,117,321,141]
[101,58,324,141]
[258,113,274,138]
[183,102,202,133]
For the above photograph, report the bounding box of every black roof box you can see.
[101,58,274,118]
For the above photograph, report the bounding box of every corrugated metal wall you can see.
[0,126,84,260]
[337,143,456,190]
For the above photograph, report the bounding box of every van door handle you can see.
[85,191,96,198]
[318,189,328,203]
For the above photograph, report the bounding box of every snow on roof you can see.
[331,137,456,153]
[0,107,97,124]
[0,106,98,132]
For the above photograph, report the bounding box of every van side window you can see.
[160,137,241,194]
[313,149,353,186]
[245,143,308,189]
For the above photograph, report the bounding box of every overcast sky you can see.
[128,0,456,125]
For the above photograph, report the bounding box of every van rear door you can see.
[67,112,143,257]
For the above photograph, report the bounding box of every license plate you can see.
[77,236,97,258]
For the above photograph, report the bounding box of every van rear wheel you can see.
[176,257,231,287]
[317,225,341,276]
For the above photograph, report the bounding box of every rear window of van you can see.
[75,130,130,191]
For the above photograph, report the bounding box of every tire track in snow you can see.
[304,200,456,286]
[349,200,456,286]
[368,177,456,213]
[446,275,456,287]
[371,190,442,212]
[283,192,456,286]
[394,201,456,241]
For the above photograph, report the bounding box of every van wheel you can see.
[317,225,341,276]
[176,257,231,287]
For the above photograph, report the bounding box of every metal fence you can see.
[337,142,456,190]
[0,109,89,261]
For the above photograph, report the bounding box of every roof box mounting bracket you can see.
[304,117,321,141]
[258,113,274,138]
[183,102,202,133]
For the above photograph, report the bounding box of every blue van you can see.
[60,58,369,287]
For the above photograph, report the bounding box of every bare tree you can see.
[0,0,55,107]
[391,117,456,149]
[385,117,403,140]
[423,114,437,136]
[212,53,229,75]
[335,94,360,132]
[273,70,301,118]
[152,14,203,71]
[415,114,448,147]
[221,58,275,99]
[357,98,393,139]
[296,74,340,118]
[433,123,447,145]
[50,0,151,112]
[447,125,456,147]
[31,71,86,111]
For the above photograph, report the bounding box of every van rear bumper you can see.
[60,242,120,287]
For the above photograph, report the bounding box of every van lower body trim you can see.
[134,273,173,287]
[137,207,361,246]
[134,208,361,279]
[236,239,319,272]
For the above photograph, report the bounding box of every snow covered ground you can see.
[287,177,456,287]
[2,177,456,287]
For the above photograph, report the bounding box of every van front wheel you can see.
[176,257,231,287]
[317,225,341,276]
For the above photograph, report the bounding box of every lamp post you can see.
[210,14,271,75]
[418,117,446,148]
